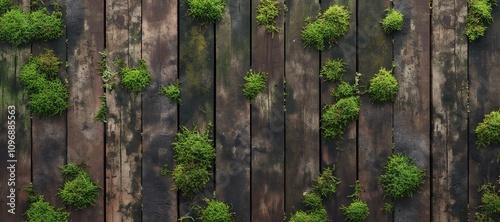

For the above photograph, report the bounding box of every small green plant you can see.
[311,166,341,198]
[57,163,101,210]
[380,153,425,200]
[94,96,107,122]
[320,59,346,82]
[475,180,500,221]
[198,198,235,222]
[301,5,351,51]
[381,8,404,34]
[321,96,360,139]
[466,0,498,41]
[367,66,398,102]
[332,81,358,99]
[256,0,281,37]
[172,124,215,196]
[98,51,117,91]
[243,69,268,102]
[475,109,500,147]
[187,0,226,23]
[0,0,12,15]
[160,80,182,104]
[120,59,151,95]
[341,181,370,222]
[24,184,70,222]
[20,50,68,117]
[289,193,328,222]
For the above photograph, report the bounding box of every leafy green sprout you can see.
[98,51,117,91]
[256,0,281,37]
[120,59,152,95]
[311,166,341,198]
[367,66,399,102]
[243,69,268,102]
[320,59,346,82]
[23,184,70,222]
[57,163,101,210]
[475,109,500,147]
[94,96,107,122]
[301,5,351,51]
[381,8,404,34]
[466,0,498,41]
[187,0,226,23]
[160,80,182,104]
[380,153,425,201]
[341,181,370,222]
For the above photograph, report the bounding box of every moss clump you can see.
[381,8,403,34]
[0,0,12,15]
[256,0,281,37]
[160,80,182,104]
[243,69,268,102]
[466,0,498,41]
[367,67,398,102]
[172,125,215,196]
[98,51,118,91]
[187,0,226,23]
[20,50,68,117]
[341,181,370,222]
[475,180,500,221]
[311,166,341,198]
[475,109,500,147]
[0,7,63,46]
[24,184,70,222]
[321,96,360,140]
[320,59,346,82]
[380,153,425,201]
[289,193,328,222]
[57,163,101,210]
[94,96,107,122]
[121,60,151,95]
[301,5,351,51]
[332,81,358,99]
[198,198,235,222]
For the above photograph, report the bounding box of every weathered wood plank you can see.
[105,0,142,220]
[250,0,285,220]
[357,0,393,220]
[320,0,357,220]
[468,5,500,221]
[431,0,468,220]
[178,2,216,218]
[285,0,320,215]
[142,0,178,220]
[215,0,251,221]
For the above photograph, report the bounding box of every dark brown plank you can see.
[250,0,285,220]
[215,0,251,221]
[357,0,393,220]
[431,0,468,221]
[142,0,178,220]
[320,0,357,220]
[468,4,500,221]
[393,0,431,220]
[178,1,216,218]
[105,0,142,220]
[66,0,105,220]
[285,0,320,215]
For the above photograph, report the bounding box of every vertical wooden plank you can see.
[468,4,500,221]
[105,0,142,220]
[320,0,357,220]
[215,0,251,221]
[431,0,469,220]
[251,0,285,220]
[285,0,320,215]
[393,0,431,220]
[178,1,215,218]
[357,0,393,220]
[142,0,178,220]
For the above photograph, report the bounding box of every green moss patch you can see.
[367,66,398,102]
[24,184,70,222]
[120,60,151,95]
[57,163,101,210]
[341,181,370,222]
[301,5,351,51]
[466,0,498,41]
[0,0,12,15]
[243,68,268,102]
[187,0,226,23]
[475,180,500,221]
[311,166,341,198]
[475,109,500,147]
[160,80,182,104]
[198,198,235,222]
[381,8,403,34]
[321,96,360,140]
[94,96,107,122]
[380,153,425,202]
[320,59,346,82]
[256,0,281,37]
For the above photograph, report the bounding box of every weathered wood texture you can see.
[320,0,357,220]
[357,0,393,221]
[105,0,142,220]
[141,0,178,221]
[66,0,105,220]
[215,0,251,221]
[431,0,469,221]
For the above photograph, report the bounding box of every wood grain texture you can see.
[285,0,320,215]
[142,0,178,221]
[251,0,285,220]
[215,0,251,221]
[105,0,142,220]
[357,0,393,221]
[320,0,357,220]
[66,0,105,220]
[431,0,469,221]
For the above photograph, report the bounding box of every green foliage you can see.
[94,96,107,122]
[172,125,215,196]
[20,50,68,117]
[301,5,351,51]
[289,208,327,222]
[303,193,323,209]
[312,166,341,198]
[0,7,63,46]
[0,0,12,15]
[198,198,235,222]
[57,163,101,210]
[475,109,500,147]
[380,153,425,200]
[98,51,117,91]
[187,0,226,23]
[160,80,182,104]
[24,184,70,222]
[320,59,346,82]
[341,181,370,221]
[332,81,357,99]
[367,67,398,102]
[475,181,500,221]
[466,0,498,41]
[256,0,280,37]
[243,69,268,101]
[381,8,404,34]
[121,60,151,95]
[321,96,360,139]
[382,201,394,213]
